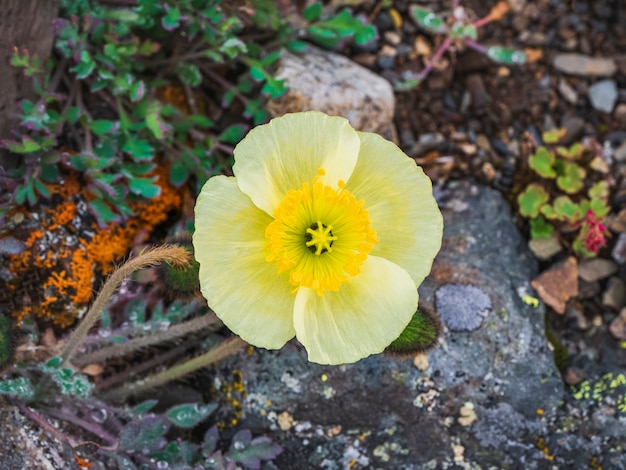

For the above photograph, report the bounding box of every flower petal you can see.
[293,256,417,365]
[345,132,443,287]
[193,176,296,349]
[233,111,360,216]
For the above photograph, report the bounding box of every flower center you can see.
[265,168,378,296]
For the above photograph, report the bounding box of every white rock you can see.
[588,79,618,114]
[266,45,396,141]
[553,53,616,77]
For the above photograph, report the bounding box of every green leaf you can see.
[169,160,189,187]
[177,63,202,87]
[486,46,527,65]
[529,147,556,178]
[128,176,161,198]
[229,430,283,467]
[89,119,115,135]
[286,40,308,52]
[89,199,120,225]
[556,143,584,160]
[145,101,167,140]
[122,137,155,160]
[518,184,549,218]
[161,6,182,31]
[588,181,609,201]
[165,403,217,429]
[202,426,219,456]
[219,124,247,144]
[303,2,322,22]
[552,195,582,221]
[131,400,159,417]
[385,308,442,356]
[3,135,41,153]
[540,204,558,220]
[118,416,170,452]
[65,106,81,124]
[409,6,447,33]
[589,198,610,218]
[556,162,585,194]
[529,216,554,239]
[542,128,565,144]
[0,377,34,400]
[129,80,146,102]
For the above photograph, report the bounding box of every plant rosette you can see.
[193,111,443,365]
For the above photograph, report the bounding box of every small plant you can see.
[517,129,611,258]
[397,0,526,90]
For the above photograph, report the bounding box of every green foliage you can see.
[0,0,377,226]
[0,377,34,400]
[405,2,526,89]
[385,308,442,357]
[517,130,611,258]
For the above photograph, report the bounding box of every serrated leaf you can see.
[118,416,170,452]
[589,198,610,218]
[2,135,41,154]
[540,204,558,220]
[89,199,120,225]
[552,195,582,221]
[556,162,585,194]
[177,63,202,87]
[588,181,609,200]
[529,147,556,178]
[165,402,217,429]
[518,184,549,218]
[0,377,34,400]
[128,176,161,198]
[556,142,584,160]
[529,216,554,239]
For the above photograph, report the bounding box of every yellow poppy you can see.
[193,111,442,364]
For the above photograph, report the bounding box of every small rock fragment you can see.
[612,142,626,163]
[587,79,618,113]
[609,308,626,340]
[413,353,429,371]
[611,233,626,263]
[277,411,296,431]
[602,277,625,310]
[530,256,578,314]
[458,403,477,427]
[553,53,616,76]
[558,78,578,104]
[528,235,562,260]
[578,258,618,282]
[435,283,491,331]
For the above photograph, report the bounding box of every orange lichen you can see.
[4,165,183,328]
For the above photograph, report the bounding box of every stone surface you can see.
[609,308,626,340]
[602,277,626,310]
[435,283,491,331]
[220,182,591,468]
[528,235,562,260]
[531,256,579,314]
[578,258,618,282]
[587,79,618,113]
[265,45,396,141]
[553,53,617,76]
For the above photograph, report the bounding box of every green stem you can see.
[61,245,190,366]
[99,336,247,402]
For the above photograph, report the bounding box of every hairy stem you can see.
[61,245,190,366]
[100,336,247,402]
[73,312,221,367]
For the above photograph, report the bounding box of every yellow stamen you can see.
[265,169,378,296]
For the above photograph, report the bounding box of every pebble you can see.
[587,79,618,113]
[530,256,578,314]
[558,78,578,104]
[611,233,626,264]
[528,236,562,260]
[560,116,586,145]
[602,277,625,310]
[577,258,618,282]
[609,208,626,232]
[615,104,626,125]
[609,308,626,340]
[553,53,617,76]
[612,141,626,163]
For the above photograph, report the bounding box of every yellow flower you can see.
[193,111,443,365]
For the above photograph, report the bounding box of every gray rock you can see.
[435,283,491,331]
[553,53,617,76]
[578,258,618,282]
[588,79,618,113]
[265,45,396,141]
[528,234,562,260]
[602,277,626,310]
[222,182,607,468]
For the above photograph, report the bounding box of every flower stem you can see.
[417,37,452,83]
[61,245,191,366]
[72,312,221,367]
[99,336,247,402]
